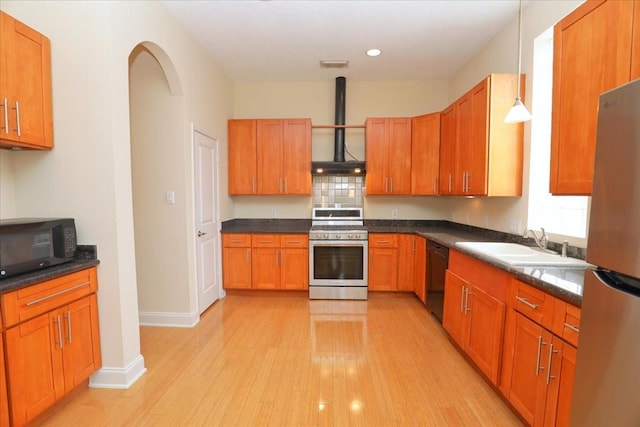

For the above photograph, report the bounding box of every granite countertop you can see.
[0,245,100,294]
[224,218,588,306]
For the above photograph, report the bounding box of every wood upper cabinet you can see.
[228,120,257,195]
[257,119,311,195]
[411,113,441,195]
[365,118,412,195]
[550,0,636,195]
[439,104,457,194]
[0,11,53,150]
[2,268,101,426]
[228,119,311,195]
[440,74,523,196]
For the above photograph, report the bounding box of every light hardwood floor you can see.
[32,294,523,426]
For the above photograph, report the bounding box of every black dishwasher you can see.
[426,241,449,322]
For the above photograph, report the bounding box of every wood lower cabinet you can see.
[365,118,412,195]
[0,11,53,150]
[442,250,508,385]
[411,113,441,195]
[222,233,308,290]
[501,278,581,427]
[368,234,399,291]
[2,267,101,426]
[550,0,637,195]
[222,234,252,289]
[0,333,8,427]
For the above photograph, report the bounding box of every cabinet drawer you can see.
[252,234,281,247]
[222,233,251,247]
[369,233,398,248]
[1,267,98,328]
[281,234,308,248]
[553,300,581,347]
[510,279,555,330]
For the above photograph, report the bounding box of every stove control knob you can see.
[335,234,341,239]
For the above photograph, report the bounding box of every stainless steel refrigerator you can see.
[571,78,640,426]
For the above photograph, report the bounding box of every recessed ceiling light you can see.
[366,48,382,57]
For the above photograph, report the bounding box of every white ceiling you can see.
[161,0,523,82]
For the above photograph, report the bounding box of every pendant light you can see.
[505,0,532,124]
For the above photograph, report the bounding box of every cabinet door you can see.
[222,247,252,289]
[281,247,308,290]
[0,11,53,149]
[413,237,427,304]
[5,312,64,426]
[501,312,549,426]
[256,119,284,195]
[62,295,102,392]
[282,119,311,195]
[397,235,416,292]
[0,334,9,427]
[252,248,280,289]
[543,338,576,427]
[411,113,441,195]
[364,118,388,194]
[465,284,505,384]
[633,0,640,80]
[550,0,634,195]
[468,79,489,196]
[439,104,456,195]
[368,247,398,291]
[228,119,257,195]
[387,118,412,194]
[442,270,467,347]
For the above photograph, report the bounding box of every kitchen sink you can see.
[455,242,592,267]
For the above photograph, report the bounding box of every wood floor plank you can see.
[30,294,523,426]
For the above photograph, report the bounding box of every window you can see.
[527,27,589,239]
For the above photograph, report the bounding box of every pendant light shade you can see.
[505,0,532,124]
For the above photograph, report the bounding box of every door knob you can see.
[197,231,207,237]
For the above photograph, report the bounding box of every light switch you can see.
[166,191,176,204]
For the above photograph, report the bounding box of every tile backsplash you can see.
[312,175,364,208]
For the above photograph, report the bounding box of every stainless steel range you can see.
[309,207,368,300]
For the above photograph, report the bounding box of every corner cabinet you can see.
[411,113,441,195]
[228,119,311,195]
[439,74,524,197]
[2,267,101,426]
[0,11,54,150]
[365,118,412,195]
[550,0,638,195]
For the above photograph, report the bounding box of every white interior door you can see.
[194,129,221,314]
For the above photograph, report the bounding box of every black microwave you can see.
[0,218,77,279]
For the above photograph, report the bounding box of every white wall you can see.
[0,0,233,387]
[0,151,16,217]
[232,80,452,219]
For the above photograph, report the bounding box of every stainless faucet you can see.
[522,227,549,250]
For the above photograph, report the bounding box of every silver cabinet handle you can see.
[284,178,288,193]
[464,288,472,313]
[564,322,580,333]
[252,178,256,194]
[515,296,539,310]
[448,174,452,193]
[65,310,72,344]
[13,101,20,136]
[55,314,64,349]
[535,336,543,375]
[197,231,207,237]
[1,97,7,134]
[389,177,393,193]
[546,343,558,384]
[246,248,250,265]
[26,282,91,306]
[460,286,465,312]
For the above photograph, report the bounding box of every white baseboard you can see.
[138,309,200,327]
[89,354,147,389]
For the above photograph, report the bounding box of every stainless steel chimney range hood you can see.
[311,76,365,176]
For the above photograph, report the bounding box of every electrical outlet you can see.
[392,209,398,218]
[165,191,175,204]
[271,209,277,218]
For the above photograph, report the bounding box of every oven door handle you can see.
[310,240,368,247]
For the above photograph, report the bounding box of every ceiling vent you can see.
[320,60,349,69]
